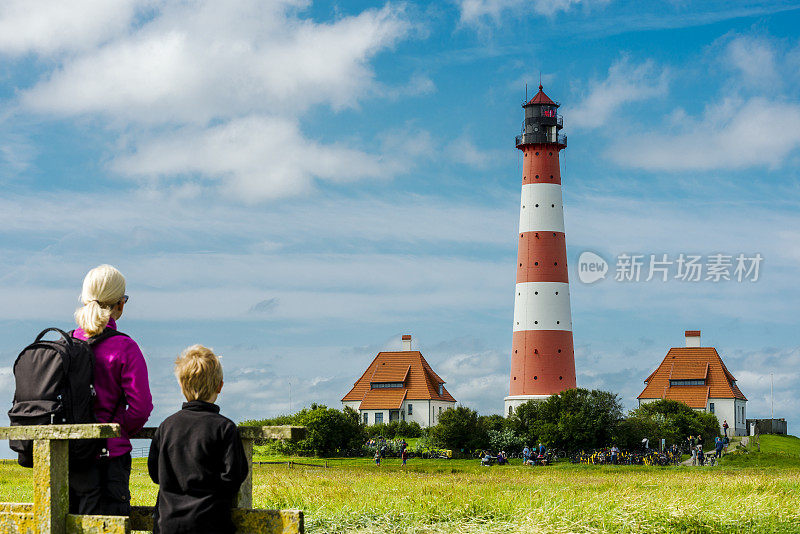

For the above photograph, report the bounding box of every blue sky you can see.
[1,0,799,445]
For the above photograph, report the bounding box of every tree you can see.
[509,389,624,451]
[617,399,720,449]
[429,406,488,454]
[479,414,508,433]
[488,428,525,453]
[243,404,366,456]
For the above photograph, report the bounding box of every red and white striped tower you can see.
[504,85,576,416]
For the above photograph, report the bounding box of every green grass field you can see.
[1,436,799,533]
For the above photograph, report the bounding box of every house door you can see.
[389,410,400,422]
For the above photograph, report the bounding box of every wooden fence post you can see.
[33,438,69,534]
[236,437,254,509]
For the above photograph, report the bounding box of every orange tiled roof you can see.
[359,388,407,410]
[342,351,456,407]
[370,364,410,383]
[638,347,747,408]
[670,362,709,380]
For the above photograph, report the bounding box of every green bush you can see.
[242,404,366,456]
[487,428,525,453]
[365,420,423,439]
[616,399,720,449]
[429,406,488,455]
[509,388,623,452]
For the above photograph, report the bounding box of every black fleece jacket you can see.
[148,400,248,534]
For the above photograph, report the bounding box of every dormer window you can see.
[371,382,404,389]
[669,379,706,386]
[438,383,443,395]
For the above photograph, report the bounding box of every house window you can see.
[371,382,404,389]
[669,379,706,386]
[363,412,368,424]
[709,402,715,414]
[439,407,442,415]
[407,403,413,415]
[508,406,513,416]
[438,384,443,395]
[375,412,383,424]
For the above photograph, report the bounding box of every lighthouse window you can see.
[534,376,538,380]
[554,262,557,265]
[535,174,539,179]
[535,204,539,207]
[556,321,560,324]
[558,349,562,353]
[551,204,555,207]
[535,152,539,155]
[534,291,538,295]
[555,291,558,295]
[534,321,538,324]
[550,175,554,178]
[559,376,563,380]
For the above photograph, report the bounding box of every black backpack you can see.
[8,327,126,468]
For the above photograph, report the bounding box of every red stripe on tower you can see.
[505,85,576,417]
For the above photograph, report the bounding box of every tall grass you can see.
[1,458,799,533]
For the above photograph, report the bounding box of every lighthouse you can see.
[504,85,576,416]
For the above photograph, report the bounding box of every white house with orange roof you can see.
[638,330,748,436]
[341,334,456,427]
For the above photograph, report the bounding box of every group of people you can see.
[522,443,548,466]
[480,450,509,466]
[687,428,729,466]
[373,439,409,466]
[55,265,247,533]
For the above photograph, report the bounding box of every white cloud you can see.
[20,2,410,123]
[8,1,419,200]
[612,96,800,171]
[112,116,388,200]
[724,35,782,91]
[565,56,669,130]
[444,135,505,169]
[0,0,144,56]
[0,366,12,393]
[457,0,611,26]
[596,34,800,171]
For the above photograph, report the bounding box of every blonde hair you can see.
[175,345,223,402]
[74,264,126,337]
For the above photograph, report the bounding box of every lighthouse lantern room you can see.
[504,85,576,417]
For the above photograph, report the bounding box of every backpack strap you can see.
[72,327,131,451]
[86,328,129,346]
[35,327,75,345]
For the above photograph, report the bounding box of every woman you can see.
[70,264,153,515]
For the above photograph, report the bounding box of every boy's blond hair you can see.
[174,345,223,402]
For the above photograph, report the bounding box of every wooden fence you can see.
[0,423,306,534]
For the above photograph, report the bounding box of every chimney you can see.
[401,334,412,351]
[685,330,701,348]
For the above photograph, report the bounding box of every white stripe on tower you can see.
[519,183,565,233]
[513,282,572,332]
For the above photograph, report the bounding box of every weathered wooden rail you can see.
[0,423,307,534]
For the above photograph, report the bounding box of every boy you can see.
[148,345,248,534]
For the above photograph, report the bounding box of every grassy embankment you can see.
[1,435,799,533]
